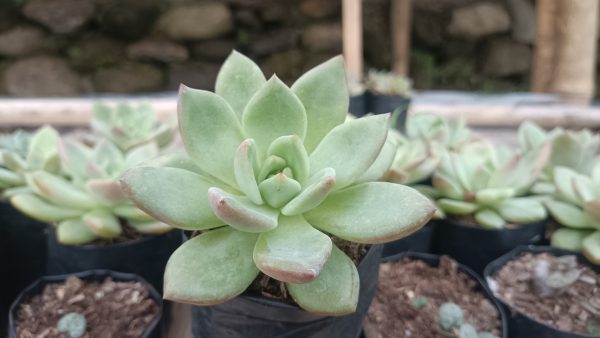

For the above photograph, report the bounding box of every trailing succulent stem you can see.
[121,51,436,315]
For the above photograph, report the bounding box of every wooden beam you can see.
[391,0,412,76]
[532,0,599,103]
[342,0,363,81]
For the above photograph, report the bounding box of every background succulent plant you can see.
[365,69,413,97]
[121,51,435,315]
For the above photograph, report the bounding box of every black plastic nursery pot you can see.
[432,218,546,273]
[484,245,599,338]
[0,201,48,329]
[349,93,368,117]
[383,251,509,338]
[8,269,163,338]
[382,220,437,258]
[190,244,383,338]
[46,229,183,291]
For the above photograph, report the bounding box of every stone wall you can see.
[0,0,537,96]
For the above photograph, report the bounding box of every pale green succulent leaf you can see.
[287,245,359,316]
[571,174,594,203]
[58,139,91,180]
[305,182,435,243]
[310,114,390,190]
[475,209,506,229]
[27,126,59,171]
[82,209,122,238]
[30,171,99,209]
[583,201,600,225]
[475,188,516,206]
[178,86,244,187]
[437,199,477,215]
[291,56,348,153]
[551,228,593,251]
[57,219,98,245]
[234,139,262,204]
[2,151,27,173]
[518,121,547,150]
[86,178,126,202]
[497,197,547,224]
[449,153,473,192]
[582,230,600,264]
[281,167,336,216]
[268,135,310,184]
[531,181,556,195]
[258,173,302,208]
[215,50,267,117]
[128,221,172,234]
[242,76,307,158]
[125,142,159,169]
[208,187,279,233]
[122,166,224,230]
[258,155,287,183]
[113,204,154,222]
[10,193,82,222]
[544,199,592,229]
[432,173,464,200]
[141,152,207,175]
[356,132,398,184]
[0,167,23,186]
[553,167,582,204]
[254,215,332,283]
[164,227,259,305]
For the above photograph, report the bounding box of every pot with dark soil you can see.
[349,93,368,117]
[365,252,507,338]
[8,270,163,338]
[364,70,412,120]
[485,245,600,338]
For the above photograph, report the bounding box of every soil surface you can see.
[247,237,367,304]
[489,252,600,335]
[15,276,160,338]
[365,256,502,338]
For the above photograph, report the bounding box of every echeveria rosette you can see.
[121,51,435,315]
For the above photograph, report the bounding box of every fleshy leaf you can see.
[0,168,23,186]
[474,209,505,229]
[86,179,126,202]
[304,182,435,243]
[27,126,59,171]
[215,50,267,117]
[11,193,82,222]
[164,227,259,305]
[30,171,98,209]
[551,228,593,251]
[129,221,172,234]
[234,139,262,204]
[584,201,600,224]
[281,167,336,216]
[125,143,159,169]
[113,204,154,222]
[582,231,600,264]
[309,114,390,190]
[544,199,592,229]
[287,245,359,316]
[258,173,302,208]
[58,139,91,180]
[437,199,478,215]
[208,187,279,233]
[178,86,244,187]
[242,76,307,158]
[257,155,287,182]
[553,167,581,204]
[432,173,464,200]
[497,198,547,224]
[121,166,224,230]
[291,56,348,153]
[268,135,310,184]
[57,219,97,245]
[253,215,332,283]
[355,132,398,184]
[82,209,122,238]
[475,188,516,206]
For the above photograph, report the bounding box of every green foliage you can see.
[365,69,413,96]
[122,51,436,314]
[439,302,464,330]
[57,312,86,338]
[411,295,428,309]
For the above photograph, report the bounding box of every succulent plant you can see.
[543,164,600,264]
[438,302,497,338]
[91,102,176,151]
[11,138,169,245]
[121,51,435,315]
[0,127,61,197]
[432,137,550,229]
[532,255,582,297]
[365,69,413,97]
[411,295,428,309]
[57,312,86,338]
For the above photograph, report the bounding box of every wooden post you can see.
[532,0,599,103]
[391,0,412,76]
[342,0,363,81]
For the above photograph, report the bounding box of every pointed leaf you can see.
[553,167,581,204]
[0,167,23,186]
[128,221,172,234]
[268,135,310,184]
[91,140,125,178]
[11,193,82,222]
[258,155,287,182]
[113,204,154,222]
[179,86,244,187]
[437,199,478,215]
[544,199,592,229]
[125,142,159,169]
[215,50,267,117]
[432,173,464,200]
[57,219,98,245]
[571,174,594,203]
[304,182,435,244]
[291,56,348,152]
[82,209,122,238]
[281,168,336,216]
[582,231,600,264]
[2,151,27,173]
[234,139,262,204]
[58,139,91,180]
[121,166,224,230]
[287,245,358,316]
[86,178,126,202]
[475,188,516,206]
[208,187,279,233]
[27,126,59,171]
[242,76,307,158]
[355,132,398,184]
[30,171,98,209]
[164,227,259,305]
[551,228,592,251]
[475,209,506,229]
[254,215,332,283]
[258,173,302,208]
[518,121,547,150]
[310,114,390,190]
[498,198,547,224]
